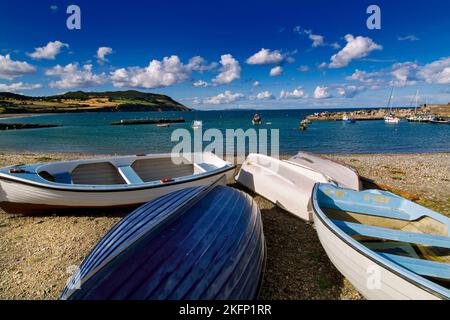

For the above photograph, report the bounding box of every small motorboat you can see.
[0,152,235,214]
[252,113,262,125]
[235,153,360,221]
[60,181,266,300]
[430,117,450,124]
[312,183,450,299]
[342,114,356,123]
[191,120,202,129]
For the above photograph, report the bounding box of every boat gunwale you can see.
[0,153,235,193]
[311,182,450,300]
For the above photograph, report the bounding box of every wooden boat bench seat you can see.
[53,172,73,184]
[378,253,450,280]
[194,162,218,173]
[333,220,450,249]
[117,165,144,184]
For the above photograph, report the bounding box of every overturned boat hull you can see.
[61,183,266,300]
[235,153,330,221]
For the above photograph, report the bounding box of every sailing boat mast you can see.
[414,90,419,114]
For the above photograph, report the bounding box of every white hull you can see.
[313,212,440,300]
[235,154,329,221]
[0,152,235,214]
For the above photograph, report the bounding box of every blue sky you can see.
[1,0,450,109]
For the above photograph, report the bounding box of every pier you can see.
[111,118,185,126]
[0,123,59,130]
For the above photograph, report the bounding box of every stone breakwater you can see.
[306,104,450,121]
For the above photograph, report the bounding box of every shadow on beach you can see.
[231,183,362,300]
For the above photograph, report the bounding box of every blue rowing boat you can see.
[312,183,450,299]
[60,180,266,300]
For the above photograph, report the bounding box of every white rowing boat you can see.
[235,153,331,221]
[235,153,361,221]
[0,152,235,214]
[286,152,360,191]
[312,183,450,299]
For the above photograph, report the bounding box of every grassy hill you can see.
[0,90,191,114]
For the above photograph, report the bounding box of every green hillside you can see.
[0,90,191,114]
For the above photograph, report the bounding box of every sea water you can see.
[0,109,448,155]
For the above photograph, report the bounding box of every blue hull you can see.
[61,184,266,300]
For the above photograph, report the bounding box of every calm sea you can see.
[0,109,448,155]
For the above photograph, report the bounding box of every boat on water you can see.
[385,114,400,124]
[407,90,424,123]
[156,123,170,127]
[429,117,450,124]
[384,87,400,124]
[235,153,360,221]
[312,183,450,299]
[191,120,202,129]
[0,152,235,214]
[342,114,356,123]
[60,181,266,300]
[252,113,262,125]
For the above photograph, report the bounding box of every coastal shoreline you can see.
[0,151,448,300]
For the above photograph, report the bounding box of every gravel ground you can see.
[0,152,448,300]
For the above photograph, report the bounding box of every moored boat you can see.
[235,153,360,221]
[342,114,356,123]
[312,183,450,299]
[191,120,203,129]
[429,117,450,124]
[252,113,262,125]
[60,181,266,300]
[0,152,235,214]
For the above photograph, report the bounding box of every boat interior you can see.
[315,184,450,290]
[28,153,227,186]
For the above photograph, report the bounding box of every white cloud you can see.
[298,65,310,72]
[0,82,42,92]
[110,55,192,89]
[417,56,450,84]
[193,80,208,87]
[331,42,341,49]
[253,80,260,86]
[187,56,217,73]
[304,30,325,48]
[50,5,58,12]
[314,86,331,99]
[269,66,283,76]
[96,47,113,64]
[0,54,36,80]
[390,62,418,87]
[336,85,366,98]
[28,41,69,60]
[212,54,241,85]
[328,35,382,68]
[246,48,284,65]
[280,87,308,99]
[255,91,275,100]
[203,90,244,105]
[46,63,107,89]
[398,35,420,41]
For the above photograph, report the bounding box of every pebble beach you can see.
[0,152,449,300]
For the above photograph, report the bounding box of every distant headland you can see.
[0,90,191,114]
